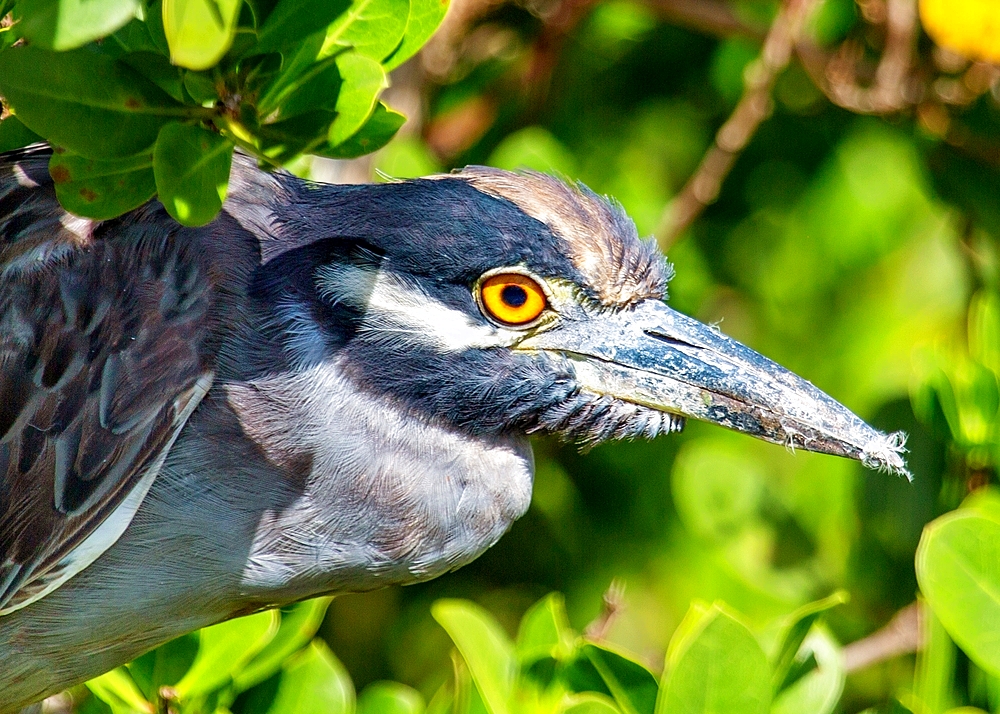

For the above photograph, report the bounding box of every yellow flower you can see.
[920,0,1000,63]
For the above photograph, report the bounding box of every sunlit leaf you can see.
[127,633,200,703]
[432,599,516,714]
[561,693,623,714]
[917,512,1000,678]
[515,592,577,666]
[48,148,156,220]
[911,604,957,714]
[86,668,153,714]
[0,46,186,158]
[320,0,409,61]
[234,597,333,693]
[14,0,138,50]
[969,290,1000,372]
[153,123,234,227]
[656,604,770,714]
[162,0,241,70]
[173,609,277,697]
[322,102,405,158]
[962,486,1000,524]
[383,0,448,70]
[583,643,658,714]
[357,681,426,714]
[771,628,845,714]
[239,639,355,714]
[327,52,387,146]
[770,591,848,694]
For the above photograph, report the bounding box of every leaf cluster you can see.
[0,0,444,225]
[79,590,848,714]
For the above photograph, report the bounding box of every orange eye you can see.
[480,273,547,326]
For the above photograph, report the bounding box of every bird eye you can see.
[479,273,547,326]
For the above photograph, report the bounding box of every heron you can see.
[0,146,907,709]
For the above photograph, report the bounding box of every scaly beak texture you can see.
[522,299,910,478]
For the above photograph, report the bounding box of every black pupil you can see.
[501,284,528,308]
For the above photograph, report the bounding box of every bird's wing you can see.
[0,146,214,614]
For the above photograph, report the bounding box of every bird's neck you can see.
[217,356,535,600]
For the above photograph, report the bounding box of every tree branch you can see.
[843,601,922,673]
[798,0,919,114]
[656,0,822,248]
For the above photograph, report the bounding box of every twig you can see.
[843,601,922,673]
[642,0,766,40]
[584,579,627,642]
[656,0,821,248]
[800,0,919,114]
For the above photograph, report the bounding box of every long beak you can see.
[520,299,909,478]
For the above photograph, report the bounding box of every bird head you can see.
[250,165,908,477]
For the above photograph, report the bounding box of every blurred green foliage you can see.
[11,0,1000,711]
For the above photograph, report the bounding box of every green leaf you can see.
[770,628,845,714]
[253,0,351,54]
[962,486,1000,524]
[49,149,156,220]
[383,0,448,70]
[664,601,712,670]
[234,597,333,693]
[912,603,957,714]
[562,693,623,714]
[109,17,165,54]
[917,512,1000,678]
[516,592,576,666]
[120,52,187,103]
[240,639,355,714]
[0,46,187,159]
[656,604,770,714]
[273,56,342,121]
[0,116,43,153]
[582,643,658,714]
[770,591,848,694]
[127,633,200,702]
[328,52,387,146]
[15,0,139,50]
[320,0,409,61]
[86,668,153,714]
[357,681,427,714]
[183,72,219,104]
[153,123,234,227]
[432,599,516,714]
[969,290,1000,372]
[256,33,327,116]
[257,109,337,163]
[322,102,405,158]
[162,0,242,70]
[173,609,278,697]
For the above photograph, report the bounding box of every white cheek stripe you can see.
[317,264,510,352]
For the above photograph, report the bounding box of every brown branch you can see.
[843,601,922,673]
[656,0,821,248]
[641,0,766,40]
[800,0,919,114]
[584,579,627,642]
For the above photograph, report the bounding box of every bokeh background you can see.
[274,0,1000,711]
